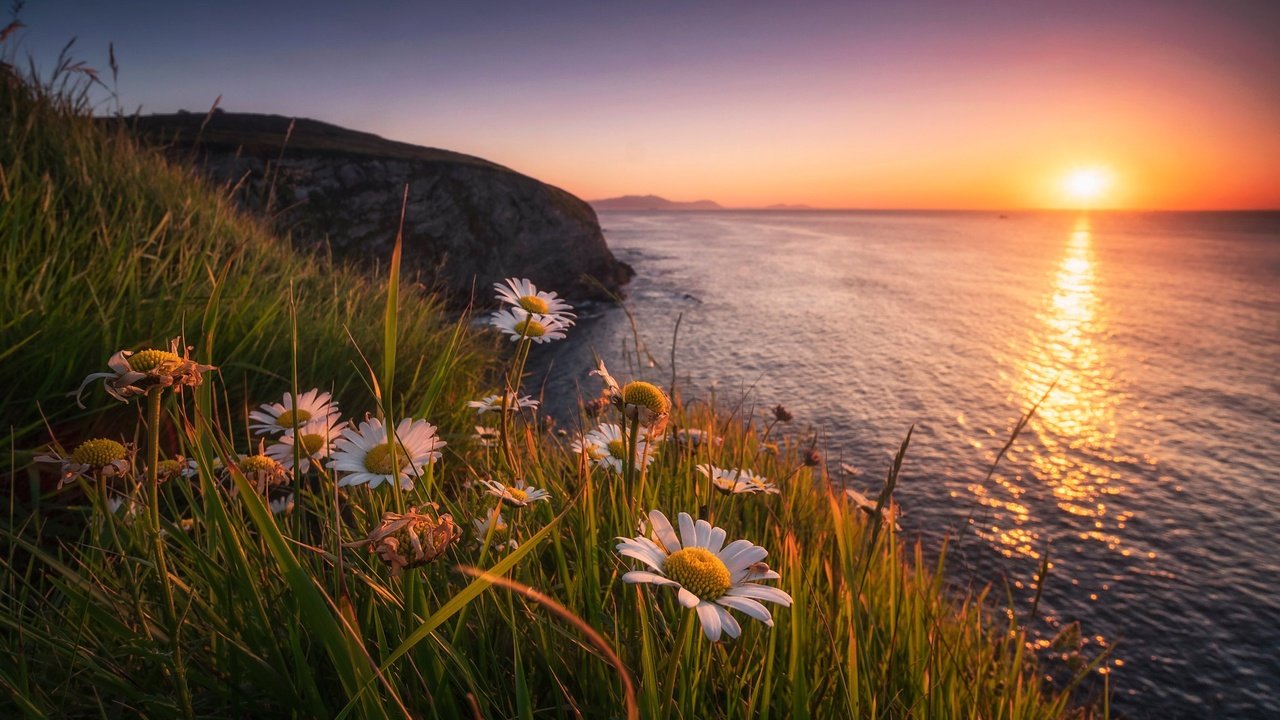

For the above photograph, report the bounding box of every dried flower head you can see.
[233,452,288,496]
[75,338,215,407]
[349,505,461,577]
[37,438,135,489]
[772,405,793,423]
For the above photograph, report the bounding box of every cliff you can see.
[119,111,634,302]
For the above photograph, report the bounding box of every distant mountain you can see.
[764,203,813,210]
[591,194,722,210]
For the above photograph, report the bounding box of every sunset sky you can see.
[19,1,1280,209]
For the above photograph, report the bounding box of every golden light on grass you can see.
[1062,167,1112,207]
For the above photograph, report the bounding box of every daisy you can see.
[232,453,288,496]
[155,457,199,482]
[489,308,568,344]
[347,505,461,577]
[494,277,576,325]
[328,417,445,491]
[843,487,902,531]
[75,338,215,407]
[467,392,540,415]
[675,428,722,449]
[472,508,519,550]
[616,510,793,642]
[249,389,339,436]
[266,416,342,472]
[697,465,780,495]
[268,491,296,516]
[36,438,134,489]
[572,422,655,473]
[589,360,670,426]
[471,426,500,448]
[478,477,551,508]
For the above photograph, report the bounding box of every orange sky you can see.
[27,1,1280,209]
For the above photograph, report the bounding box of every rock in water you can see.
[121,111,634,302]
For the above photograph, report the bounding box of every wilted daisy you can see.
[265,416,342,472]
[675,428,722,449]
[155,457,199,482]
[844,487,902,531]
[490,308,569,344]
[468,392,540,415]
[75,338,215,406]
[616,510,793,642]
[572,422,655,473]
[347,505,461,577]
[36,438,134,489]
[697,465,780,495]
[329,417,445,491]
[249,389,339,436]
[232,453,288,496]
[268,491,296,516]
[494,277,576,325]
[478,477,551,508]
[589,360,670,427]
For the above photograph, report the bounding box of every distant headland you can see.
[591,194,814,211]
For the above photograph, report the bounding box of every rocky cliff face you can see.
[124,112,633,302]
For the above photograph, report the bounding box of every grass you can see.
[0,60,1101,718]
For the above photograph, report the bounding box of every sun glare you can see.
[1063,167,1112,206]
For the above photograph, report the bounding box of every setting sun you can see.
[1064,167,1112,206]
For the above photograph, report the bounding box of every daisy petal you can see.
[716,595,774,625]
[725,584,794,607]
[677,512,698,549]
[695,601,723,641]
[622,571,679,587]
[677,587,701,609]
[649,510,681,552]
[717,604,742,639]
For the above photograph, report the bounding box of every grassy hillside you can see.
[0,65,1099,718]
[0,65,490,469]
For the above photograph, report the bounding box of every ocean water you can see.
[529,210,1280,718]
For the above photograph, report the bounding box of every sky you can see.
[15,0,1280,209]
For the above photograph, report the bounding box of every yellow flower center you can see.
[299,433,325,454]
[157,459,182,476]
[71,438,126,468]
[621,381,670,415]
[276,408,313,428]
[664,547,732,600]
[364,443,407,476]
[240,455,279,474]
[517,295,550,314]
[513,318,547,337]
[606,439,627,459]
[127,349,180,373]
[506,487,528,502]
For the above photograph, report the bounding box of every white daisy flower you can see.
[571,422,655,474]
[472,508,519,549]
[266,416,342,472]
[471,426,500,448]
[155,457,199,482]
[269,492,296,516]
[329,417,445,491]
[467,392,540,415]
[36,438,134,489]
[697,465,780,495]
[478,477,551,507]
[843,487,902,531]
[489,308,568,344]
[616,510,793,642]
[249,389,340,436]
[494,277,576,325]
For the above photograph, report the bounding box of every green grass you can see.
[0,64,1100,718]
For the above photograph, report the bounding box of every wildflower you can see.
[471,426,500,448]
[268,492,296,516]
[233,453,288,496]
[155,456,199,482]
[75,338,215,407]
[349,505,461,577]
[329,417,445,491]
[266,416,342,472]
[697,465,780,495]
[772,405,793,423]
[803,448,822,467]
[572,422,655,474]
[478,477,551,508]
[675,428,721,449]
[36,438,134,489]
[494,277,576,325]
[249,389,339,436]
[468,392,540,415]
[589,360,669,427]
[583,395,610,417]
[616,510,793,641]
[843,487,902,531]
[490,308,568,343]
[472,508,518,550]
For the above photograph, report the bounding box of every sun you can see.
[1062,167,1112,206]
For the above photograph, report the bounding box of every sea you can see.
[528,210,1280,718]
